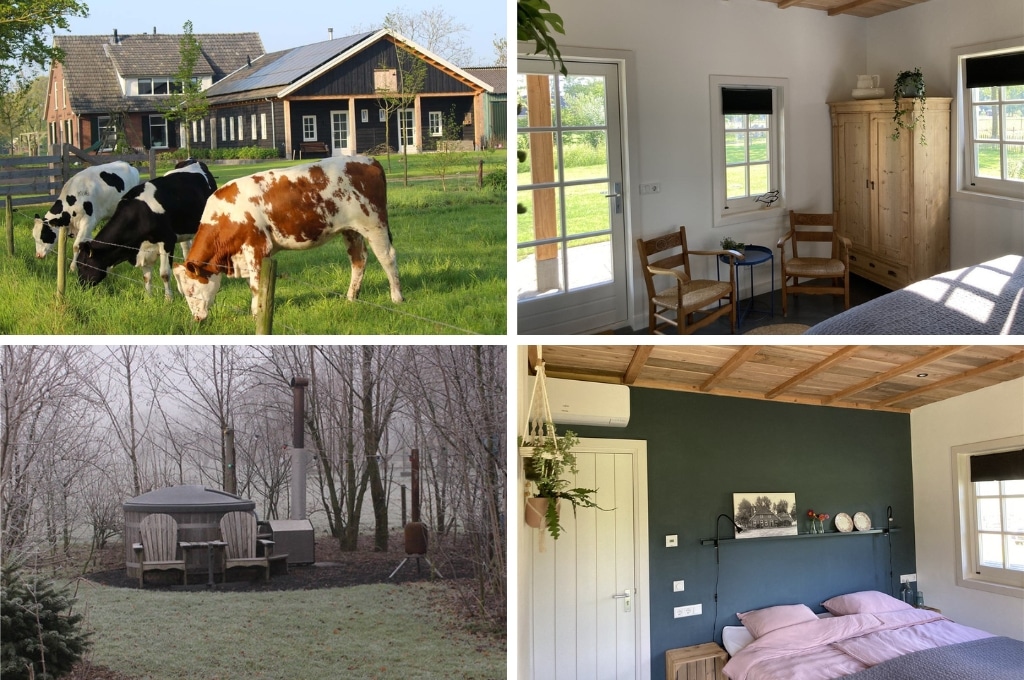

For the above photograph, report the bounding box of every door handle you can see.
[612,588,632,612]
[604,182,622,214]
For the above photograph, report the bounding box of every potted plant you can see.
[892,68,927,144]
[523,425,599,539]
[720,237,746,254]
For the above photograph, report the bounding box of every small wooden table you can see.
[666,642,728,680]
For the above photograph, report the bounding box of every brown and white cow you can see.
[172,156,402,321]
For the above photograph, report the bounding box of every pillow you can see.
[822,590,913,616]
[722,625,754,656]
[736,603,819,638]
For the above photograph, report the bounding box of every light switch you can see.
[673,580,685,592]
[665,534,678,547]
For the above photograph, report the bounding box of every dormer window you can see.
[137,77,185,96]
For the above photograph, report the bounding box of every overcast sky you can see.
[63,0,506,65]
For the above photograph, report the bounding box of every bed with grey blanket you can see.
[805,255,1023,335]
[843,635,1024,680]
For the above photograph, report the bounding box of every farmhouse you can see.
[516,0,1024,335]
[45,30,264,152]
[198,29,496,158]
[517,344,1024,680]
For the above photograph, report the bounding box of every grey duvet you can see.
[843,635,1024,680]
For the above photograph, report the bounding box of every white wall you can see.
[527,0,866,329]
[910,376,1024,640]
[865,0,1024,268]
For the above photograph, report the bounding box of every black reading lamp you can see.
[887,505,896,597]
[715,513,744,564]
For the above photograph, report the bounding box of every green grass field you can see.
[74,580,504,680]
[0,154,506,335]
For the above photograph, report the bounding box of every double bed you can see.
[805,255,1023,334]
[720,591,1024,680]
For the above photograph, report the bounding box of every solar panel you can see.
[210,31,374,96]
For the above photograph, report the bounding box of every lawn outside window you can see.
[954,41,1024,204]
[952,436,1024,599]
[710,75,787,227]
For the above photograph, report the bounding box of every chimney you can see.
[246,55,251,68]
[328,28,333,40]
[152,26,156,35]
[289,377,309,521]
[111,29,118,45]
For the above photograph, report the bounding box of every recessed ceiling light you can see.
[916,373,928,378]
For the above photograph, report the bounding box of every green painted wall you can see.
[570,386,915,680]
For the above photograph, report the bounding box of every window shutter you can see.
[722,88,773,115]
[970,449,1024,482]
[965,52,1024,88]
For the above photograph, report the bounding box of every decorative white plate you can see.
[835,512,854,533]
[853,511,871,531]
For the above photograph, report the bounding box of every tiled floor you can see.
[618,275,893,335]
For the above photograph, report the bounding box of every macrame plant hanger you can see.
[522,346,559,551]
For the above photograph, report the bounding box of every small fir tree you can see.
[1,561,91,680]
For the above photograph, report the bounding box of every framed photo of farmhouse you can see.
[733,492,797,539]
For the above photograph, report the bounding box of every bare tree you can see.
[383,7,474,65]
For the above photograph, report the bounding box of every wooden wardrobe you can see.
[829,97,952,290]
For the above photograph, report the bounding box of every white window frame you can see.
[229,116,236,141]
[379,109,386,123]
[200,118,205,143]
[251,114,257,141]
[951,435,1024,599]
[302,115,317,142]
[361,109,369,123]
[953,38,1024,205]
[149,115,168,149]
[220,117,227,142]
[237,115,244,141]
[710,75,787,228]
[428,111,443,137]
[260,113,268,140]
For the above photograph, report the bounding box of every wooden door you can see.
[523,440,650,680]
[832,111,871,248]
[870,113,912,263]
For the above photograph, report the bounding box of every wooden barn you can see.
[45,30,264,152]
[198,29,495,158]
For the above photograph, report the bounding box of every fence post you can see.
[148,148,157,179]
[256,257,277,335]
[61,143,70,182]
[477,158,484,188]
[56,226,67,298]
[5,196,12,256]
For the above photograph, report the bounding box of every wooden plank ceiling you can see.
[759,0,934,19]
[530,345,1024,413]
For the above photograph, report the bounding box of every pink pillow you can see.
[822,590,913,616]
[737,604,818,638]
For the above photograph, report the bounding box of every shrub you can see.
[156,146,282,162]
[0,561,91,680]
[483,170,507,191]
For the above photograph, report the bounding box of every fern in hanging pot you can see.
[891,67,927,145]
[523,425,599,539]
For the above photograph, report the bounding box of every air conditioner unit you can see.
[527,376,630,427]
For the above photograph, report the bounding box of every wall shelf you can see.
[700,528,895,546]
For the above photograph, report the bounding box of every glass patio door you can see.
[398,108,415,152]
[330,111,349,155]
[516,59,627,334]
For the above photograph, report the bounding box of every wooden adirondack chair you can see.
[133,513,187,588]
[219,511,275,582]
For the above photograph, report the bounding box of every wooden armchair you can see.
[777,211,851,316]
[219,511,275,582]
[133,513,187,588]
[636,226,740,334]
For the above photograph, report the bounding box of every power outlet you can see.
[900,573,918,584]
[673,604,703,618]
[673,580,685,592]
[639,182,662,195]
[665,534,678,547]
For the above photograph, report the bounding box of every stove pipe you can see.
[290,377,309,520]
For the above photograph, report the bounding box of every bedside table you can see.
[666,642,728,680]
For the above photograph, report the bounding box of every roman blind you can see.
[965,51,1024,88]
[722,88,773,115]
[970,449,1024,483]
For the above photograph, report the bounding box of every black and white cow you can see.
[32,161,141,269]
[75,160,217,299]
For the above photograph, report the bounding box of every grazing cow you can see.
[172,156,403,321]
[32,161,141,268]
[75,160,217,299]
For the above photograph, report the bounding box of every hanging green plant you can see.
[518,0,567,75]
[892,68,927,145]
[522,426,599,539]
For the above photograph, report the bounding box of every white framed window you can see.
[956,42,1024,201]
[260,113,268,140]
[200,118,205,143]
[710,75,787,227]
[237,115,244,141]
[97,115,116,151]
[379,109,386,123]
[149,115,168,148]
[361,109,369,123]
[192,120,198,143]
[302,115,317,141]
[952,436,1024,599]
[229,116,236,141]
[429,111,442,136]
[220,117,227,142]
[251,114,257,140]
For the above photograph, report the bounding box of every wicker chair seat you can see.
[654,280,734,312]
[784,257,846,278]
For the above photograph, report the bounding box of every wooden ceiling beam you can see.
[622,346,654,385]
[822,346,966,405]
[828,0,882,16]
[875,349,1024,408]
[701,345,761,392]
[777,0,804,8]
[765,345,865,399]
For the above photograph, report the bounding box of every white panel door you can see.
[330,110,349,155]
[526,442,649,680]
